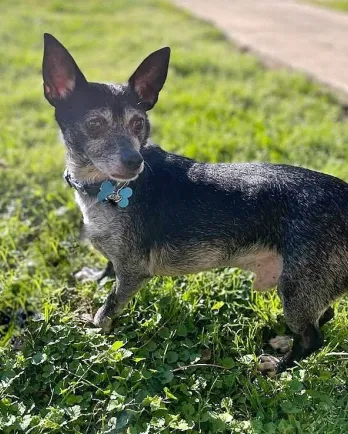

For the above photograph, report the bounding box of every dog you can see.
[42,33,348,376]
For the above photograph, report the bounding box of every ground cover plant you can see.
[0,0,348,432]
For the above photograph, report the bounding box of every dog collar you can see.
[64,170,133,208]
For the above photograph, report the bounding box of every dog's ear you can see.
[128,47,170,111]
[42,33,87,106]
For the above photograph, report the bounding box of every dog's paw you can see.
[74,267,105,282]
[269,335,292,353]
[93,308,113,333]
[79,313,95,324]
[78,312,113,333]
[258,354,280,377]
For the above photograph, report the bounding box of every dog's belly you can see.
[233,250,283,291]
[149,244,283,290]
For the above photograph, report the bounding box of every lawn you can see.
[1,0,348,433]
[307,0,348,11]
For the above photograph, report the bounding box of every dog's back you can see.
[139,144,348,263]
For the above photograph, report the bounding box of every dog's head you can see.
[42,33,170,182]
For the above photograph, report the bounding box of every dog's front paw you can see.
[77,311,113,333]
[79,313,95,324]
[93,307,113,333]
[269,335,292,353]
[258,354,280,377]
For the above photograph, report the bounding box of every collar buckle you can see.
[64,169,87,194]
[63,169,73,188]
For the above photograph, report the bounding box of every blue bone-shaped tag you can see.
[97,181,133,208]
[118,187,133,208]
[97,181,116,203]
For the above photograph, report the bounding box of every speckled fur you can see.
[43,34,348,375]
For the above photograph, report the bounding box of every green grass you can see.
[307,0,348,11]
[1,0,348,432]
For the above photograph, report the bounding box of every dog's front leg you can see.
[93,274,148,332]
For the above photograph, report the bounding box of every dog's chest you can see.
[76,193,124,245]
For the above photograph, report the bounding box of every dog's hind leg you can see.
[319,306,334,327]
[93,273,148,332]
[75,261,115,283]
[269,305,334,355]
[259,273,327,376]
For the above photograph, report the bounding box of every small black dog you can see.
[43,33,348,375]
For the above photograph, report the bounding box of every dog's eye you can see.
[131,117,145,134]
[86,118,106,137]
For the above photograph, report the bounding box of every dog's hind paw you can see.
[74,267,106,282]
[258,355,280,377]
[269,335,292,353]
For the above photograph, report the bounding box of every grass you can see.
[307,0,348,11]
[1,0,348,432]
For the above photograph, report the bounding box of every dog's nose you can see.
[120,151,143,171]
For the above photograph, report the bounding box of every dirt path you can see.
[174,0,348,97]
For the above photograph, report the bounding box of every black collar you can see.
[64,170,134,208]
[64,169,115,196]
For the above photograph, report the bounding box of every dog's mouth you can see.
[109,172,139,182]
[108,162,144,183]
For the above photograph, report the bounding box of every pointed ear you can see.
[42,33,87,106]
[128,47,170,111]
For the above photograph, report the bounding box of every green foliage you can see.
[1,0,348,432]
